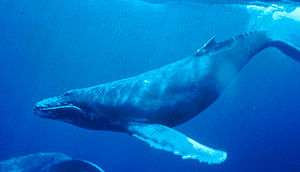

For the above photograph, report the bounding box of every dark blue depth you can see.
[1,1,300,171]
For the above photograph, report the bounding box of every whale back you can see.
[197,31,271,91]
[199,31,270,62]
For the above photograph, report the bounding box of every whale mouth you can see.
[33,97,83,119]
[34,105,81,118]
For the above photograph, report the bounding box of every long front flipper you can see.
[127,123,227,164]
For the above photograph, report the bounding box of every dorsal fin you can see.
[195,36,216,56]
[203,36,216,48]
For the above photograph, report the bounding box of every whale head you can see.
[34,89,97,129]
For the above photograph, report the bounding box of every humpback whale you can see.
[0,152,105,172]
[34,31,300,164]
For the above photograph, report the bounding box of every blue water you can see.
[1,0,300,171]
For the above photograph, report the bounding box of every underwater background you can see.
[1,0,300,171]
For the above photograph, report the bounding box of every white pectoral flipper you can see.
[127,123,227,164]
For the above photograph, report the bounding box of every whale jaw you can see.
[33,96,85,121]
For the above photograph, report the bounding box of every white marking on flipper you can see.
[128,123,227,164]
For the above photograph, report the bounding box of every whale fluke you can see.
[128,123,227,164]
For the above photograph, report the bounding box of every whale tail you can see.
[265,40,300,62]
